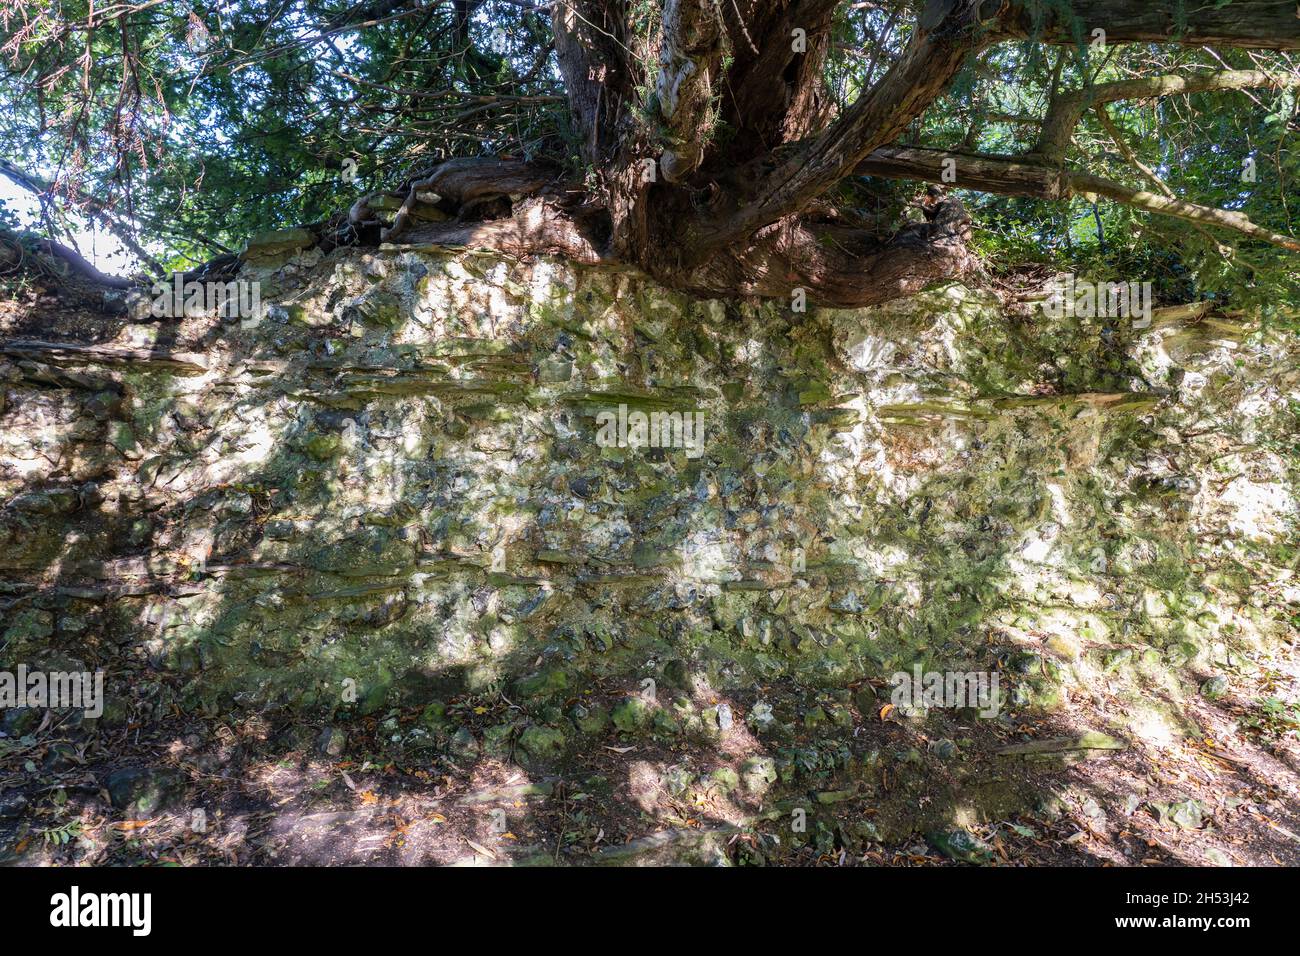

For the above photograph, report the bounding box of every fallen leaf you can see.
[111,819,155,832]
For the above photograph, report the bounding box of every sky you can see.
[1,175,137,277]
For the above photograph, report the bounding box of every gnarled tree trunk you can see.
[340,0,1300,309]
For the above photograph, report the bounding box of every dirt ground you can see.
[3,646,1298,867]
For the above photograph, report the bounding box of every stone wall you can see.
[2,246,1297,845]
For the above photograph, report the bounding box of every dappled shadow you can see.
[1,248,1298,867]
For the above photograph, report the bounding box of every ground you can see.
[4,650,1300,866]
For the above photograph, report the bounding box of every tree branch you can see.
[1032,69,1300,165]
[995,0,1300,50]
[687,0,993,259]
[1090,105,1175,200]
[0,157,164,276]
[855,146,1300,251]
[1068,173,1300,252]
[653,0,726,183]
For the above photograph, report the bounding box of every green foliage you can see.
[39,820,83,846]
[0,0,1295,316]
[0,1,569,262]
[909,35,1300,320]
[1242,697,1300,739]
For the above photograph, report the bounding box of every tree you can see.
[1,1,1298,308]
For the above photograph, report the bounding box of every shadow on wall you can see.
[0,248,1297,865]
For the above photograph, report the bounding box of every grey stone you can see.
[1200,675,1230,700]
[105,767,185,817]
[317,726,347,757]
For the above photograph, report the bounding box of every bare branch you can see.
[0,157,164,275]
[855,146,1300,251]
[1033,69,1300,165]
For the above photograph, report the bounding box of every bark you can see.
[857,146,1067,199]
[1032,70,1300,166]
[855,146,1300,251]
[550,0,640,169]
[718,0,842,152]
[377,156,977,308]
[549,0,654,261]
[675,192,977,306]
[390,195,611,265]
[377,159,562,241]
[653,0,726,183]
[684,0,994,259]
[995,0,1300,50]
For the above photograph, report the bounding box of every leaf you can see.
[465,839,497,859]
[111,819,154,831]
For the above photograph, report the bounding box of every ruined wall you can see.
[2,244,1297,848]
